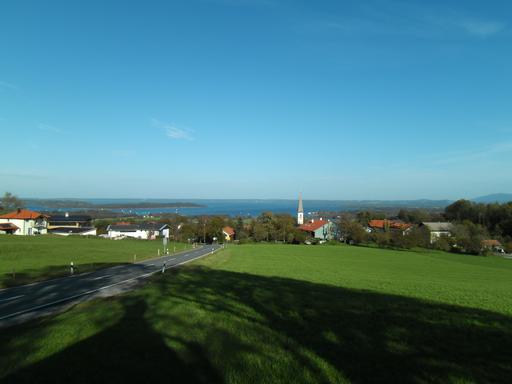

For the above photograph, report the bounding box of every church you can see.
[297,194,337,240]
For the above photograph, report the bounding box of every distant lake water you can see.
[26,198,450,217]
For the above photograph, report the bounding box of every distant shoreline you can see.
[23,199,205,210]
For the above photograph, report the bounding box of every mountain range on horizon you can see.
[471,193,512,204]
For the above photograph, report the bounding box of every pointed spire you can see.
[297,193,304,225]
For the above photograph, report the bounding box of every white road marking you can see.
[0,295,25,303]
[0,247,219,322]
[92,274,113,281]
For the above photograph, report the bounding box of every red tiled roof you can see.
[481,239,502,247]
[368,219,412,230]
[222,226,235,236]
[299,220,328,232]
[0,209,48,220]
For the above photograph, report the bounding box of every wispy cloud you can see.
[430,141,512,166]
[152,118,195,141]
[304,2,506,39]
[0,81,20,92]
[456,19,505,37]
[38,123,64,134]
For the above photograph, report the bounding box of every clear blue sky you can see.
[1,0,511,200]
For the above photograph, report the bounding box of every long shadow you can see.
[1,266,511,383]
[1,297,221,384]
[151,267,512,383]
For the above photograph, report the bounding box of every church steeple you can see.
[297,194,304,225]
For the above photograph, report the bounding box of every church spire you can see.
[297,194,304,225]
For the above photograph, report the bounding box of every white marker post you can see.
[163,237,168,255]
[161,261,166,274]
[70,262,74,276]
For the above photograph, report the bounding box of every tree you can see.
[452,221,488,255]
[1,192,23,212]
[397,209,430,224]
[344,222,368,245]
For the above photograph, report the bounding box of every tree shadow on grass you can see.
[152,267,512,383]
[1,266,512,383]
[1,297,222,384]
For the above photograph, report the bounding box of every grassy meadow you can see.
[0,235,186,287]
[1,244,511,383]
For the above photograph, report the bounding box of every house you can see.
[107,223,169,239]
[222,226,235,241]
[47,212,96,236]
[0,209,49,235]
[481,239,505,253]
[367,219,413,235]
[299,219,337,240]
[420,222,454,243]
[48,227,97,236]
[48,213,93,229]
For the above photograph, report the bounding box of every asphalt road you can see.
[0,244,221,327]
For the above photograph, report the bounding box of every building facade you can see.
[0,209,48,235]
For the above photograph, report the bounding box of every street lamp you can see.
[174,223,183,253]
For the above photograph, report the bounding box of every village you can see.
[0,194,507,255]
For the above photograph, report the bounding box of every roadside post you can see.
[163,237,168,255]
[70,262,74,276]
[174,224,183,254]
[162,261,167,274]
[133,254,137,264]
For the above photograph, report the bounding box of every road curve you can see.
[0,244,222,327]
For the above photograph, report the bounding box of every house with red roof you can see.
[367,219,413,235]
[481,239,505,253]
[0,209,49,235]
[222,226,235,241]
[299,219,337,240]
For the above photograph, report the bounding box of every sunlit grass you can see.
[1,244,511,383]
[0,235,186,287]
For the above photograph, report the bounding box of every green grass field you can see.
[0,235,186,287]
[1,244,511,383]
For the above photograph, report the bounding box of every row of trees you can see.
[445,199,512,239]
[341,200,512,254]
[341,220,502,254]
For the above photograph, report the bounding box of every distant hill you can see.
[472,194,512,204]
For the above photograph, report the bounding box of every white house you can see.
[48,227,98,236]
[107,223,169,239]
[0,209,48,235]
[420,222,454,243]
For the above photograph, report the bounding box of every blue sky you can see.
[1,0,511,200]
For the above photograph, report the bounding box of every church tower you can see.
[297,194,304,225]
